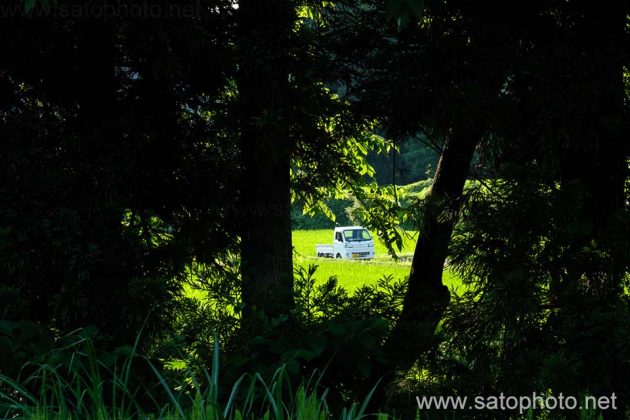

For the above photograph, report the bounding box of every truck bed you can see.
[315,244,335,258]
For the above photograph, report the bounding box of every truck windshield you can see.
[343,229,372,242]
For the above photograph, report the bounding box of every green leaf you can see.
[355,356,372,378]
[0,320,15,336]
[306,334,327,355]
[24,0,36,12]
[386,0,425,30]
[386,0,405,20]
[328,322,346,335]
[285,360,300,375]
[293,349,318,361]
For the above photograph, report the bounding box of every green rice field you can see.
[186,229,462,301]
[292,229,461,292]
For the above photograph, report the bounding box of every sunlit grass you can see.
[292,228,415,291]
[292,229,418,260]
[185,229,462,301]
[293,255,411,291]
[292,229,462,292]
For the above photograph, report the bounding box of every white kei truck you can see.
[315,226,375,260]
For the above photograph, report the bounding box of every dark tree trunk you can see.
[563,3,626,219]
[75,20,125,338]
[237,0,295,323]
[545,4,628,408]
[383,126,479,370]
[366,126,479,411]
[556,1,627,298]
[77,20,115,123]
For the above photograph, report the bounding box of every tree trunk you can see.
[76,19,121,336]
[237,0,295,323]
[383,125,479,369]
[365,126,478,410]
[546,4,628,407]
[556,1,627,298]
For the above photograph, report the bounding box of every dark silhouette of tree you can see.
[236,0,297,323]
[0,0,238,346]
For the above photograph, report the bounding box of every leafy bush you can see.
[165,261,405,414]
[431,174,630,416]
[0,321,54,380]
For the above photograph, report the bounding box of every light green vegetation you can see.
[292,229,461,292]
[294,256,412,291]
[292,228,417,260]
[186,229,461,301]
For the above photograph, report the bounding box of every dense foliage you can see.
[0,0,628,419]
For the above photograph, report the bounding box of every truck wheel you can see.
[336,253,342,259]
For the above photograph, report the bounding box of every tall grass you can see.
[0,335,390,420]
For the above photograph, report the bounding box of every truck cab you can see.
[315,226,375,260]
